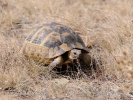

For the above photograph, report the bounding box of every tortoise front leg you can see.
[81,53,98,69]
[49,56,64,71]
[81,53,92,66]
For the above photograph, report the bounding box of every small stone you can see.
[52,78,69,86]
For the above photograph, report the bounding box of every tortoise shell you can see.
[21,22,88,60]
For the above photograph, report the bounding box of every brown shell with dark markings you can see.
[20,22,88,61]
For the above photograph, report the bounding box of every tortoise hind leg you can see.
[48,56,64,71]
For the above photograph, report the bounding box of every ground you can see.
[0,0,133,100]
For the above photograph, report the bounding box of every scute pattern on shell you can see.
[21,22,88,59]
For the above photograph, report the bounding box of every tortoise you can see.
[20,22,90,70]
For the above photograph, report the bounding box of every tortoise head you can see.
[68,49,81,60]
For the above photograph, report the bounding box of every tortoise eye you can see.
[74,52,77,55]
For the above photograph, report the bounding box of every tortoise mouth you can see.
[69,55,80,60]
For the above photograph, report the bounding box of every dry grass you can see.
[0,0,133,99]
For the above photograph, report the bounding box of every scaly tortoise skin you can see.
[20,22,90,69]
